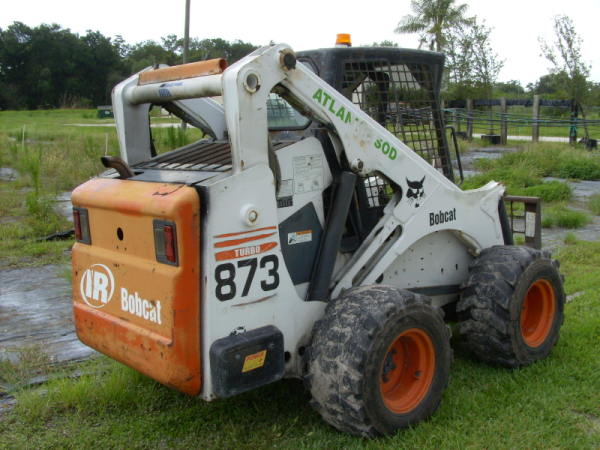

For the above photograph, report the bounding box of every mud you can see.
[541,177,600,251]
[0,167,18,181]
[454,147,600,251]
[56,192,73,222]
[458,146,518,173]
[0,265,95,365]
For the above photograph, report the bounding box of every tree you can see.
[444,19,504,99]
[527,72,570,97]
[369,40,399,47]
[539,15,590,105]
[187,38,257,64]
[469,22,503,97]
[125,40,178,72]
[0,22,123,108]
[494,80,525,97]
[395,0,473,52]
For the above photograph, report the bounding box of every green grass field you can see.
[0,109,201,268]
[1,109,599,448]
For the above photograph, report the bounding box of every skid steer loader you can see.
[71,38,565,437]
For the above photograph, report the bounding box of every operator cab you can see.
[277,39,454,245]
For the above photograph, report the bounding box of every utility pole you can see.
[183,0,190,64]
[182,0,191,131]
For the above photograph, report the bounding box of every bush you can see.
[553,158,600,180]
[462,170,571,202]
[542,204,591,229]
[563,232,579,245]
[471,143,600,181]
[515,181,572,202]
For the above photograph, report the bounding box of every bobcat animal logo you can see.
[406,176,425,207]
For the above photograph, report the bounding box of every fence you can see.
[442,96,600,147]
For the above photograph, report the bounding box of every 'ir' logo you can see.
[80,264,115,308]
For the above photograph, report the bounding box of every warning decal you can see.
[242,350,267,373]
[287,230,313,245]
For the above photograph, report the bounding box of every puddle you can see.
[0,167,18,181]
[0,395,16,416]
[543,216,600,251]
[0,265,95,365]
[55,192,73,222]
[544,177,600,204]
[458,146,518,172]
[457,146,600,250]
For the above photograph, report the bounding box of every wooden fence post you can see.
[466,99,473,141]
[500,97,508,145]
[532,95,540,143]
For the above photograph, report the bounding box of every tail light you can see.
[153,220,178,266]
[73,207,91,244]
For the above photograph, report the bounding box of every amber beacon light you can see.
[335,33,352,47]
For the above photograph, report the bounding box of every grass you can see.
[588,194,600,215]
[0,180,72,269]
[462,167,572,202]
[472,142,600,181]
[542,204,591,229]
[1,109,599,447]
[1,240,599,448]
[563,232,579,245]
[0,109,202,268]
[0,344,55,393]
[462,142,600,230]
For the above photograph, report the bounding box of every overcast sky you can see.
[2,0,599,86]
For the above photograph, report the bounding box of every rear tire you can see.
[306,286,452,437]
[457,245,565,368]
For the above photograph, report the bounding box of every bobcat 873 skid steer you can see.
[71,38,565,437]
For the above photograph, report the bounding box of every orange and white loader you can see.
[71,39,564,437]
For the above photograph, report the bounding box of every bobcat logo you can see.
[406,176,425,207]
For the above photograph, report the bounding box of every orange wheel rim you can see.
[520,279,556,347]
[379,328,435,414]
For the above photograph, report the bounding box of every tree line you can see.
[0,22,258,109]
[395,0,599,105]
[1,11,599,110]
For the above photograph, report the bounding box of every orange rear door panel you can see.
[71,178,201,395]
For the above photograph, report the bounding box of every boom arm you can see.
[114,44,505,293]
[221,44,505,295]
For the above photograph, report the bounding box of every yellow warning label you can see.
[242,350,267,373]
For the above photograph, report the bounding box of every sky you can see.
[2,0,599,86]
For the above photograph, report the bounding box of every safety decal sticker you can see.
[293,155,323,194]
[242,350,267,373]
[287,230,312,245]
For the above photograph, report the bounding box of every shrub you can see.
[563,232,579,245]
[516,181,572,202]
[542,204,591,229]
[553,158,600,180]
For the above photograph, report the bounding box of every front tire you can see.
[457,245,565,368]
[306,286,452,437]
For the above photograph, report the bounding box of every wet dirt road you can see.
[0,265,94,364]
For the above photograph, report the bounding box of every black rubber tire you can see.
[457,245,565,368]
[305,286,452,437]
